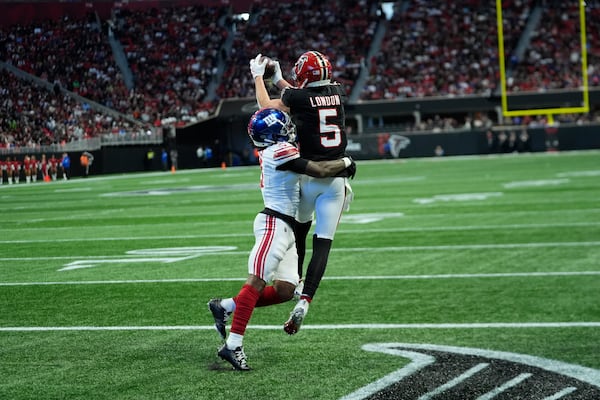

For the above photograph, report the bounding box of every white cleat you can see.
[283,299,309,335]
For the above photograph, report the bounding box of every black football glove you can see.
[346,156,356,179]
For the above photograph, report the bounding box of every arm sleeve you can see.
[277,158,309,174]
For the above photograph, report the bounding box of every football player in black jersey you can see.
[250,50,356,335]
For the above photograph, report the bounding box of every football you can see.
[261,56,276,80]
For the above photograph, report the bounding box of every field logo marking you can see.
[58,246,237,271]
[340,343,600,400]
[414,192,503,205]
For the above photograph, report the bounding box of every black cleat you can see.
[207,298,230,340]
[217,344,250,371]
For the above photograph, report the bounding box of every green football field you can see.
[1,150,599,399]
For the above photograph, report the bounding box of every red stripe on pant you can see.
[253,214,275,279]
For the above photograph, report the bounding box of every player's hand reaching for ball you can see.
[271,60,283,85]
[250,54,268,79]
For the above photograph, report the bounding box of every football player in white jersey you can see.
[249,51,355,335]
[208,108,355,371]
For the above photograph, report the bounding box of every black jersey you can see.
[281,83,347,163]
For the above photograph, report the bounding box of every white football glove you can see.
[250,54,267,79]
[271,60,283,85]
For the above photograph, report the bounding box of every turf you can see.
[1,150,599,399]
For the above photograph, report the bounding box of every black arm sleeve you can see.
[277,158,309,174]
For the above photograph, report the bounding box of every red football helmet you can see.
[291,51,332,88]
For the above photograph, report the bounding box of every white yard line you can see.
[1,271,599,286]
[3,221,600,240]
[1,322,599,332]
[344,242,600,251]
[0,240,599,260]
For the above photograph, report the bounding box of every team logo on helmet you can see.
[247,108,296,148]
[292,51,332,88]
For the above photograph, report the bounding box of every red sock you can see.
[256,286,284,307]
[230,284,260,336]
[300,295,312,303]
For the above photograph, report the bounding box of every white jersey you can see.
[258,141,301,218]
[249,140,302,285]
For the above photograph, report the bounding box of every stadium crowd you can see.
[111,4,228,121]
[216,0,379,99]
[361,0,506,99]
[1,0,599,151]
[0,68,131,148]
[509,1,600,91]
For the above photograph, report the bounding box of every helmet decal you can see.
[247,108,296,148]
[311,51,330,81]
[292,50,332,88]
[295,55,308,75]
